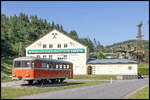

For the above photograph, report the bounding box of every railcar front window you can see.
[31,62,34,68]
[14,61,21,68]
[22,61,30,67]
[14,61,30,68]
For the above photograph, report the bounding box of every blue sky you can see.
[2,1,149,46]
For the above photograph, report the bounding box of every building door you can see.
[87,66,92,75]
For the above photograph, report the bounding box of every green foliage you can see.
[104,40,149,61]
[1,13,96,58]
[138,67,149,75]
[97,51,105,59]
[1,58,14,82]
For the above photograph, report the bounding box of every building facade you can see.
[87,59,138,75]
[26,29,88,75]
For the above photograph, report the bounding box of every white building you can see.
[87,59,138,75]
[26,29,88,75]
[26,29,138,76]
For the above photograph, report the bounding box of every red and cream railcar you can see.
[12,57,73,84]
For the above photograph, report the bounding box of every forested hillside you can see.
[104,40,149,52]
[1,13,95,58]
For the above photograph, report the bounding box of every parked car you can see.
[138,74,144,79]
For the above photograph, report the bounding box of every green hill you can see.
[104,40,149,61]
[104,40,149,52]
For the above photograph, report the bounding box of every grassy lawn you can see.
[1,81,108,99]
[72,75,117,80]
[138,62,149,68]
[128,86,149,99]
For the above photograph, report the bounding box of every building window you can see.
[108,66,113,72]
[37,55,40,58]
[58,44,61,48]
[43,44,46,48]
[64,55,67,60]
[64,44,67,48]
[128,66,132,70]
[43,55,47,58]
[49,44,53,48]
[49,55,53,59]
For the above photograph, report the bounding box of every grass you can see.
[72,75,117,80]
[128,86,149,99]
[138,62,149,68]
[1,81,108,99]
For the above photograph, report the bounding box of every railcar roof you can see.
[13,56,72,64]
[87,59,138,64]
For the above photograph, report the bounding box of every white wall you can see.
[87,64,137,75]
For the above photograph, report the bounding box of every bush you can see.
[138,67,149,75]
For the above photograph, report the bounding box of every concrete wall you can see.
[26,29,87,75]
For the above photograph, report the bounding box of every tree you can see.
[69,30,78,40]
[97,51,105,59]
[56,24,60,31]
[60,25,64,33]
[52,21,55,29]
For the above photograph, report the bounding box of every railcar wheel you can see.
[37,80,42,84]
[44,79,49,84]
[27,80,33,84]
[51,79,56,83]
[60,78,65,83]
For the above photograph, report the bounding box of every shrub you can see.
[138,67,149,75]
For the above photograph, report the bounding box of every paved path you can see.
[17,78,149,99]
[1,80,27,87]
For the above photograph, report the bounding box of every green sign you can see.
[28,48,85,54]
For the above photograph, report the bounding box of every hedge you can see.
[138,67,149,75]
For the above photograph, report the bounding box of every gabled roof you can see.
[87,59,138,64]
[26,29,87,49]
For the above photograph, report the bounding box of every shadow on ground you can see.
[19,82,84,88]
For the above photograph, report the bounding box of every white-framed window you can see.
[64,44,67,48]
[49,55,53,59]
[49,44,53,48]
[128,66,132,70]
[108,66,113,72]
[37,55,40,58]
[98,66,101,72]
[43,55,47,58]
[43,44,46,48]
[64,55,67,60]
[57,55,63,60]
[58,44,61,48]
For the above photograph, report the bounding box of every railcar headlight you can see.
[26,71,29,73]
[25,74,30,77]
[13,74,16,77]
